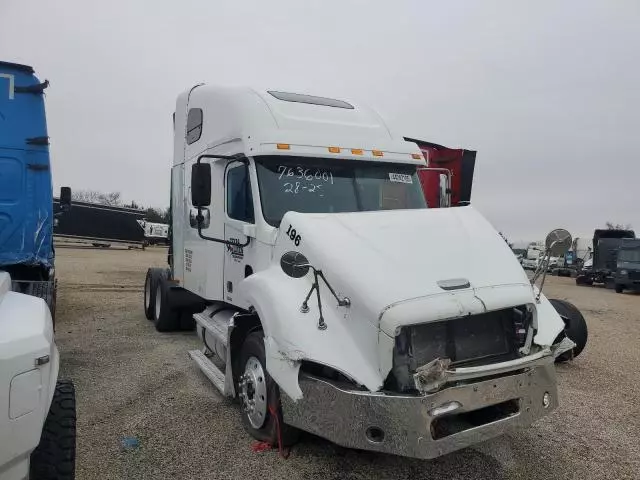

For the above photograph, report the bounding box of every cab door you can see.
[223,162,256,307]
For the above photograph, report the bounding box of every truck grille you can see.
[387,306,532,393]
[628,271,640,281]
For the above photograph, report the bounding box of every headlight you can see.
[620,270,628,275]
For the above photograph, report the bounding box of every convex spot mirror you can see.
[546,228,572,256]
[191,163,211,207]
[280,251,310,278]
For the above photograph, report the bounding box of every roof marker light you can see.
[372,150,384,157]
[411,153,423,160]
[351,149,363,155]
[277,144,290,150]
[328,146,341,153]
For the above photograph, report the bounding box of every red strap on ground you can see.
[269,404,290,459]
[251,441,272,453]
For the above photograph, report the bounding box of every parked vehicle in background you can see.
[53,199,146,248]
[614,238,640,293]
[0,61,71,320]
[405,138,476,208]
[137,220,169,246]
[0,61,76,479]
[576,229,636,286]
[143,85,587,460]
[521,242,543,270]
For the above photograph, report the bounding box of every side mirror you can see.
[545,228,572,256]
[191,163,211,207]
[60,186,72,211]
[280,251,310,279]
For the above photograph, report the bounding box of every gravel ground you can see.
[53,246,640,480]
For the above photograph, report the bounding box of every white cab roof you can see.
[175,85,424,165]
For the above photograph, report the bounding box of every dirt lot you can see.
[53,246,639,480]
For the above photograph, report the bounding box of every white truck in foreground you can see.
[0,272,76,479]
[143,86,587,459]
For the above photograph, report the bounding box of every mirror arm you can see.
[316,270,351,307]
[194,153,250,247]
[196,208,251,247]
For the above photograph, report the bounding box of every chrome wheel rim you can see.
[155,284,162,320]
[239,356,267,429]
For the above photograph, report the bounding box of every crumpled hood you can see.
[279,207,533,333]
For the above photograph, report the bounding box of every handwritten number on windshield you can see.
[278,165,333,195]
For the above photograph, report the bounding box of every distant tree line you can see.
[71,189,169,224]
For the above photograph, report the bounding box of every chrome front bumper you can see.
[281,360,557,459]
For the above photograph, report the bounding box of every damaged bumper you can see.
[281,356,558,460]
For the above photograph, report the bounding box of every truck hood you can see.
[245,207,564,398]
[280,207,533,334]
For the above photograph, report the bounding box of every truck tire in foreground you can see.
[238,331,299,447]
[30,380,76,480]
[549,298,588,363]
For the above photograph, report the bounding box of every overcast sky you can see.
[1,0,638,242]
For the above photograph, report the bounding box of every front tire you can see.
[615,284,624,293]
[30,380,76,480]
[238,331,299,447]
[549,298,588,362]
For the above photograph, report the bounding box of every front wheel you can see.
[238,332,299,447]
[30,380,76,480]
[615,284,624,293]
[549,298,588,362]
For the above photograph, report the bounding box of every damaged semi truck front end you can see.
[250,209,573,460]
[148,85,585,461]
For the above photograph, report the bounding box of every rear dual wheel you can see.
[153,276,181,331]
[143,268,181,331]
[143,268,167,320]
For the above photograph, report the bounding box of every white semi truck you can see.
[143,86,587,459]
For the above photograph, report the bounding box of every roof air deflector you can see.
[268,91,354,109]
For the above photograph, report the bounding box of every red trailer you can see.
[404,137,477,208]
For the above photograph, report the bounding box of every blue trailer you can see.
[0,61,70,321]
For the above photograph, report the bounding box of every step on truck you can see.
[1,61,76,479]
[144,86,587,460]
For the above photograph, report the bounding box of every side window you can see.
[227,165,254,223]
[186,108,203,145]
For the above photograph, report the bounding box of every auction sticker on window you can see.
[389,173,413,184]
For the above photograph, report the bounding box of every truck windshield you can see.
[618,249,640,263]
[254,156,426,226]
